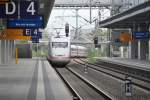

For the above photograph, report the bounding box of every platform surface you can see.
[0,58,72,100]
[97,57,150,71]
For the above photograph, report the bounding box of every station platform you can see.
[96,57,150,71]
[0,58,72,100]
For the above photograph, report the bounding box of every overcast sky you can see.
[46,8,110,35]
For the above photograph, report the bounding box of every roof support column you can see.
[138,39,148,60]
[148,24,150,60]
[129,40,138,59]
[129,23,138,59]
[137,24,149,60]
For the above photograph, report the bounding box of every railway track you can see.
[54,67,113,100]
[93,59,150,81]
[73,59,150,92]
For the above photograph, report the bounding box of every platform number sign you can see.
[27,2,36,15]
[24,29,42,39]
[24,29,38,37]
[20,1,38,18]
[0,1,38,18]
[0,1,18,18]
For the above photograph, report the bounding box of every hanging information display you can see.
[0,1,38,18]
[7,16,44,28]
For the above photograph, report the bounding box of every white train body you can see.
[48,36,70,66]
[71,45,88,58]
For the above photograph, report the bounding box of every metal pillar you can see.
[129,23,138,59]
[89,0,92,24]
[129,40,138,59]
[120,46,124,58]
[149,24,150,60]
[137,24,149,60]
[75,9,79,39]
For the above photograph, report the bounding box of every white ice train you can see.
[71,45,88,58]
[47,36,71,66]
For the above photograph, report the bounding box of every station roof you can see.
[98,1,150,28]
[38,0,55,28]
[54,0,121,8]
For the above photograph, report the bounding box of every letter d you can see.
[6,2,16,15]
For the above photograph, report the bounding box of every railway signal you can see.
[94,37,98,48]
[65,23,69,37]
[84,63,88,74]
[125,76,132,96]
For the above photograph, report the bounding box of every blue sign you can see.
[0,1,38,18]
[24,29,42,39]
[7,16,44,28]
[133,32,150,39]
[32,36,39,43]
[38,32,42,39]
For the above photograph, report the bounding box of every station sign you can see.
[0,29,31,40]
[119,32,132,42]
[111,31,129,46]
[24,29,38,36]
[0,1,18,18]
[20,1,38,18]
[0,1,38,18]
[1,29,23,36]
[24,28,41,43]
[24,29,42,39]
[133,32,150,39]
[7,16,44,28]
[0,36,31,40]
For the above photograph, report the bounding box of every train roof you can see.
[50,36,70,42]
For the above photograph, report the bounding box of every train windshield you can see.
[52,42,68,48]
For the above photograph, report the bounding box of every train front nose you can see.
[49,56,70,67]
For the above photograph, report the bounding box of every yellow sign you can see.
[1,29,23,36]
[119,32,133,42]
[0,29,31,40]
[0,36,31,40]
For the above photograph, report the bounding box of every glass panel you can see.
[52,42,68,48]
